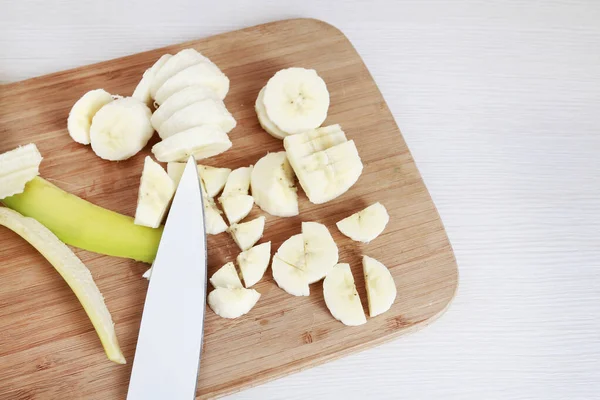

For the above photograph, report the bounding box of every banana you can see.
[89,97,154,161]
[228,216,265,251]
[154,62,229,105]
[219,166,254,224]
[151,85,219,133]
[132,54,172,106]
[337,202,389,243]
[285,126,363,203]
[149,49,210,100]
[67,89,114,145]
[255,87,287,139]
[323,263,367,326]
[167,162,230,197]
[156,98,236,139]
[151,125,232,162]
[210,261,243,289]
[0,143,43,200]
[363,256,396,317]
[208,287,260,319]
[271,234,309,296]
[134,157,176,228]
[200,181,228,235]
[302,221,339,283]
[250,151,298,217]
[237,241,271,287]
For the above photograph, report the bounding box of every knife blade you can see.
[127,156,207,400]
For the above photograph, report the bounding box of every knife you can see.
[127,156,207,400]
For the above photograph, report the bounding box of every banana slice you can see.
[337,202,389,243]
[283,124,347,158]
[154,62,229,105]
[149,49,210,99]
[255,87,287,139]
[208,287,260,319]
[151,125,232,162]
[260,67,329,137]
[210,261,243,289]
[157,98,236,139]
[271,234,307,296]
[285,129,363,203]
[363,256,396,317]
[167,162,231,197]
[219,166,254,224]
[89,97,154,161]
[151,85,219,133]
[134,157,176,228]
[250,152,298,217]
[67,89,114,145]
[229,216,265,251]
[0,143,43,200]
[132,54,172,106]
[237,242,271,287]
[323,263,367,326]
[201,182,228,235]
[302,221,339,283]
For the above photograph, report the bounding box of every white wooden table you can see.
[2,1,599,399]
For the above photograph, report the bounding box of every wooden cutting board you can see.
[0,18,458,399]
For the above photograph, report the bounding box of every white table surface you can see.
[2,1,599,399]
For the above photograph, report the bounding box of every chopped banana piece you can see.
[237,242,271,287]
[250,152,298,217]
[229,216,265,251]
[336,202,389,243]
[208,287,260,319]
[363,256,396,317]
[323,263,367,326]
[134,157,176,228]
[210,261,243,289]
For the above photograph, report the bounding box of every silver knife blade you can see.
[127,156,207,400]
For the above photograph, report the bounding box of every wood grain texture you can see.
[0,18,457,399]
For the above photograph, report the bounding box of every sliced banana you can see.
[271,234,307,296]
[156,98,236,139]
[208,287,260,319]
[210,261,243,289]
[250,151,298,217]
[89,97,154,161]
[132,54,172,106]
[0,143,43,200]
[229,216,265,251]
[260,67,330,137]
[323,263,367,326]
[151,125,232,162]
[237,242,271,287]
[151,85,219,133]
[67,89,114,145]
[219,166,254,224]
[134,157,175,228]
[255,87,287,139]
[149,49,210,99]
[154,62,229,105]
[200,181,228,235]
[302,221,339,283]
[166,162,230,197]
[337,202,389,243]
[285,128,363,203]
[363,256,396,317]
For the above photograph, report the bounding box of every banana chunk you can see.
[167,162,230,198]
[151,85,219,133]
[363,256,396,317]
[0,143,43,200]
[237,242,272,287]
[132,54,172,106]
[210,261,243,289]
[208,287,260,319]
[302,222,339,283]
[229,216,265,251]
[218,166,254,224]
[157,98,236,139]
[149,49,211,100]
[151,125,232,162]
[323,263,367,326]
[336,202,390,243]
[90,97,154,161]
[134,157,176,228]
[68,89,114,145]
[250,152,298,217]
[154,61,229,105]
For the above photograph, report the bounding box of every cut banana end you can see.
[134,157,176,228]
[250,152,298,217]
[67,89,114,145]
[156,98,236,139]
[237,242,271,287]
[323,263,367,326]
[154,61,229,105]
[302,221,339,283]
[151,85,219,133]
[151,125,232,162]
[132,54,172,106]
[219,166,253,224]
[271,234,309,296]
[167,162,230,197]
[210,261,243,289]
[363,256,396,317]
[229,216,265,251]
[255,86,288,139]
[337,202,389,243]
[208,287,260,319]
[89,97,154,161]
[0,143,43,200]
[149,49,211,100]
[261,67,330,136]
[0,208,125,363]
